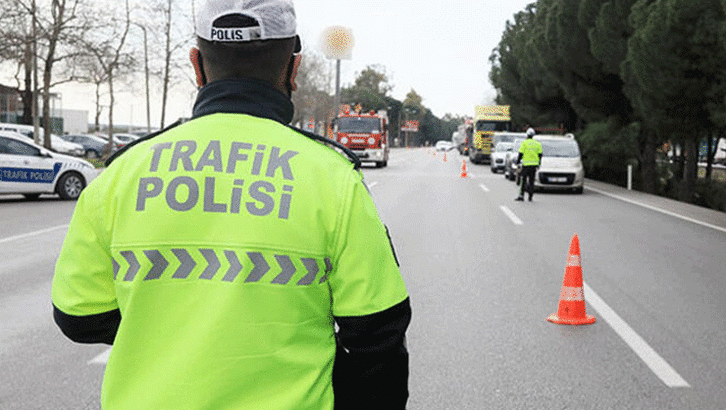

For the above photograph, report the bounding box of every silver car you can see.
[490,142,513,173]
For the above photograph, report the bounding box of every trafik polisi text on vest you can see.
[135,140,298,219]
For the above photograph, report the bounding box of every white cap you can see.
[196,0,297,43]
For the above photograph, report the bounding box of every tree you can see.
[341,65,393,112]
[623,0,726,200]
[75,0,133,148]
[291,49,334,133]
[489,3,578,130]
[146,0,194,128]
[37,0,92,148]
[0,2,35,125]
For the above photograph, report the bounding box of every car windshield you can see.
[540,139,580,158]
[337,117,380,133]
[493,133,521,144]
[495,142,513,152]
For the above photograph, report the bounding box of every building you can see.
[0,84,23,123]
[0,83,88,134]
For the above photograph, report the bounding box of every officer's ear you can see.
[287,54,302,93]
[190,47,207,87]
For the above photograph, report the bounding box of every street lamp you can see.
[319,26,354,115]
[133,22,151,134]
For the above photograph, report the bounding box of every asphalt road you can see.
[1,147,725,409]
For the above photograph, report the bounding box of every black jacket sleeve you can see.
[333,297,412,410]
[53,304,120,345]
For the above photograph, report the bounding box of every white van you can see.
[0,122,84,157]
[533,134,585,194]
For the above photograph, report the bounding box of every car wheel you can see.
[574,186,584,194]
[56,172,85,200]
[23,193,41,200]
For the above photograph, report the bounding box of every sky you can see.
[28,0,535,128]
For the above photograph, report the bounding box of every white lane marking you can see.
[585,186,726,234]
[367,181,378,188]
[88,347,112,365]
[0,224,69,245]
[479,184,489,192]
[499,205,523,225]
[583,282,690,388]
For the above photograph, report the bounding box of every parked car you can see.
[0,130,97,200]
[533,134,585,193]
[0,122,84,156]
[490,142,513,173]
[60,134,115,159]
[435,140,454,151]
[112,133,140,146]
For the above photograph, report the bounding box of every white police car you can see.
[0,130,98,200]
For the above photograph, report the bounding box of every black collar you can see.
[192,78,294,124]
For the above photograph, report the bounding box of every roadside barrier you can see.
[547,234,596,325]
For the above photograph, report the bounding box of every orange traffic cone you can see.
[443,152,447,162]
[547,234,596,325]
[460,159,468,178]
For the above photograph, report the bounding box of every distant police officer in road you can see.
[51,1,411,409]
[515,127,542,201]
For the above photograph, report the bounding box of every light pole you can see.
[31,0,40,145]
[320,26,353,116]
[133,22,151,134]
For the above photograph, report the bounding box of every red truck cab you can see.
[333,108,389,168]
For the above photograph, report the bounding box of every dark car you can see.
[60,134,116,159]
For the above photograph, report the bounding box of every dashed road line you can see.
[478,184,489,192]
[0,224,69,245]
[367,181,378,188]
[583,282,690,388]
[499,205,523,225]
[585,186,726,234]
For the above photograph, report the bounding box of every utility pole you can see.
[31,0,39,145]
[134,22,151,133]
[334,59,341,117]
[320,26,353,118]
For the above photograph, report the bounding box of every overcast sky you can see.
[46,0,534,128]
[296,0,534,118]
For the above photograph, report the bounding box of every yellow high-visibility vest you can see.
[52,113,408,409]
[519,138,542,166]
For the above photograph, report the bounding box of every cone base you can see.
[546,313,596,325]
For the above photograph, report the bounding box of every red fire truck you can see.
[332,107,389,168]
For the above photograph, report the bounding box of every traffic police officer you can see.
[51,1,411,409]
[515,127,543,201]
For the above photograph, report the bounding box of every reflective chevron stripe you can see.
[319,258,332,284]
[297,258,318,285]
[246,252,269,283]
[199,249,220,280]
[144,250,168,280]
[172,249,195,278]
[223,250,242,282]
[121,251,140,282]
[112,249,328,286]
[271,255,296,284]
